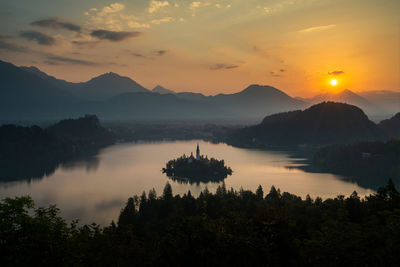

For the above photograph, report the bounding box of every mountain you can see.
[21,66,149,101]
[74,72,149,100]
[20,65,75,90]
[208,84,306,120]
[359,90,400,115]
[0,60,77,120]
[152,85,175,94]
[379,112,400,139]
[90,92,229,120]
[301,89,383,116]
[0,60,309,122]
[227,102,385,147]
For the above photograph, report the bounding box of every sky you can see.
[0,0,399,96]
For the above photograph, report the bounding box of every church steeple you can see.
[196,143,200,160]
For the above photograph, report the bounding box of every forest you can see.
[311,140,400,188]
[0,115,115,181]
[1,181,399,266]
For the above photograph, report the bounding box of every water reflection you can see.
[0,152,101,183]
[166,175,226,185]
[0,141,375,225]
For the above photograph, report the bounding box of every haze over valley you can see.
[0,1,399,265]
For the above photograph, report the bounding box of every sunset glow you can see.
[330,79,338,86]
[0,0,399,96]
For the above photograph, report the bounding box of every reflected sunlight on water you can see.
[0,141,374,225]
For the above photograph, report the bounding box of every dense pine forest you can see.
[1,181,399,266]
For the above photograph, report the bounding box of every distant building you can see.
[196,143,200,160]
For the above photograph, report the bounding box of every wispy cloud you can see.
[20,30,55,45]
[31,17,81,32]
[151,17,174,24]
[209,63,238,70]
[0,36,26,52]
[156,50,168,56]
[328,70,344,75]
[299,24,336,33]
[46,55,97,65]
[71,40,100,47]
[269,71,281,77]
[148,1,169,14]
[91,30,142,41]
[131,52,146,58]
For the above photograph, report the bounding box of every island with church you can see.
[162,144,233,184]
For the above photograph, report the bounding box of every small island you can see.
[162,144,232,184]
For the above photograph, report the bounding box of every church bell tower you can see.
[196,143,200,160]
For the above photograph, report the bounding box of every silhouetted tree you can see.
[256,185,264,199]
[162,182,173,200]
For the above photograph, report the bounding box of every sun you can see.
[330,79,338,86]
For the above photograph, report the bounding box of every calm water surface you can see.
[0,141,374,225]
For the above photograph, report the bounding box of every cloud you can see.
[190,2,201,10]
[0,36,26,52]
[46,55,97,65]
[151,17,174,24]
[20,30,55,45]
[299,24,336,33]
[269,71,281,77]
[71,40,100,47]
[98,3,125,16]
[131,52,146,58]
[209,63,238,70]
[328,70,344,76]
[127,21,150,28]
[280,69,285,72]
[31,17,81,32]
[156,50,168,56]
[90,30,141,41]
[148,1,169,13]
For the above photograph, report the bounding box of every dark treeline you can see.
[311,140,400,188]
[1,181,399,266]
[0,115,115,181]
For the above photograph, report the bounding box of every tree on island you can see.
[162,144,232,183]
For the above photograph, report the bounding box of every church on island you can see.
[162,143,232,182]
[188,144,207,163]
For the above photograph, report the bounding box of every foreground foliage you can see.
[1,181,400,266]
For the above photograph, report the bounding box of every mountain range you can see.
[0,59,398,122]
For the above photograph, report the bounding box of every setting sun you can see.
[330,79,338,86]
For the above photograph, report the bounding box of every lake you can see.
[0,140,374,225]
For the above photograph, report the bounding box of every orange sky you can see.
[0,0,399,97]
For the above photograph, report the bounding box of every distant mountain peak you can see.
[152,85,175,94]
[92,72,125,80]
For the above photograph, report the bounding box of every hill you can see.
[0,115,115,181]
[311,140,400,188]
[227,102,385,147]
[379,112,400,139]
